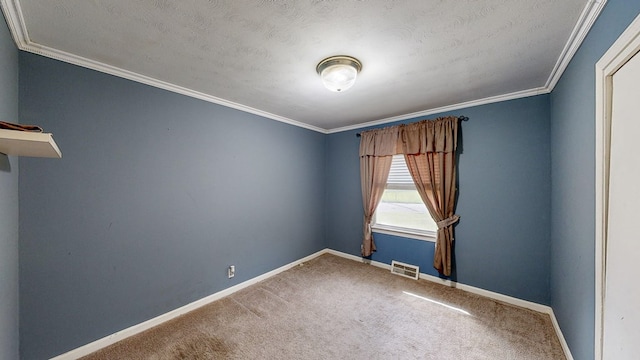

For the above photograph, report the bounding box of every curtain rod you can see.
[355,116,468,137]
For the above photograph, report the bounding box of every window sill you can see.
[371,225,436,243]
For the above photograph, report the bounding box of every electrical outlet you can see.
[227,265,235,278]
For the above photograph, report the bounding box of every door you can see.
[603,50,640,359]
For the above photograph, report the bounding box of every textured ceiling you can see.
[4,0,594,132]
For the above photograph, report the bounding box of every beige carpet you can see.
[82,254,565,359]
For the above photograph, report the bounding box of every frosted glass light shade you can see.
[320,64,358,92]
[316,56,362,92]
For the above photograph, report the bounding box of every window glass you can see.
[374,155,438,234]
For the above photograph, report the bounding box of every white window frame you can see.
[371,155,437,242]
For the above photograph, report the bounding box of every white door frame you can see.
[595,13,640,360]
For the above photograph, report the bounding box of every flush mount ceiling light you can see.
[316,55,362,92]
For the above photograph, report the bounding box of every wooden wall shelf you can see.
[0,129,62,158]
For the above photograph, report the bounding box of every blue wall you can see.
[550,1,640,360]
[0,15,20,360]
[12,1,640,357]
[18,52,326,359]
[327,95,552,305]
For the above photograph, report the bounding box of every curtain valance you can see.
[359,116,459,156]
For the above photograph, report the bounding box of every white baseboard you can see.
[326,249,573,360]
[50,248,331,359]
[52,248,572,360]
[549,308,575,360]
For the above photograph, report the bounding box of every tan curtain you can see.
[359,127,398,256]
[401,117,460,276]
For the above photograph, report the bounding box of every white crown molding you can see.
[330,0,608,135]
[24,42,327,134]
[0,0,28,44]
[327,87,548,134]
[0,0,606,136]
[545,0,608,90]
[0,0,327,134]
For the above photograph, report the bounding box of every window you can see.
[372,155,437,241]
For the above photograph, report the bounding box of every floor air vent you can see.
[390,260,419,280]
